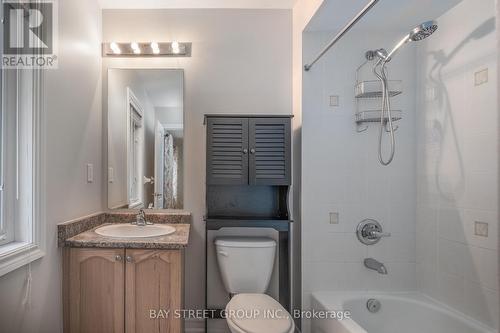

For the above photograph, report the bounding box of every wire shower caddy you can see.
[354,52,403,132]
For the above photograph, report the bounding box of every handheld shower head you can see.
[383,20,438,63]
[369,20,438,166]
[410,20,438,41]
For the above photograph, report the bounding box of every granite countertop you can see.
[64,223,190,249]
[58,210,191,249]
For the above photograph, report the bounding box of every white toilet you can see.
[215,237,295,333]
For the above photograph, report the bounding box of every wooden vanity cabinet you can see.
[64,248,125,333]
[125,249,182,333]
[63,248,183,333]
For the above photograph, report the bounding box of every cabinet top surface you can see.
[64,223,191,249]
[57,211,191,247]
[204,114,293,119]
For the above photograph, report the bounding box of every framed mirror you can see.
[107,69,184,210]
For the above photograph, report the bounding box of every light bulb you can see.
[130,42,141,54]
[171,41,180,54]
[110,42,121,54]
[151,42,160,54]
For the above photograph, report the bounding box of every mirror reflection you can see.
[107,69,183,210]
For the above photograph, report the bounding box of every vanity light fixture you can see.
[102,41,191,57]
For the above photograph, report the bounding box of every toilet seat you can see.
[225,294,295,333]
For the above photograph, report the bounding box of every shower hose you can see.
[373,60,395,166]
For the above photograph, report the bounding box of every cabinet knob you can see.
[126,255,133,263]
[115,255,122,262]
[250,148,255,154]
[242,149,248,154]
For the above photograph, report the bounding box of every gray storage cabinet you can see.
[206,116,291,186]
[204,114,293,328]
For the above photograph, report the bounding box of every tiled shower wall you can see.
[302,28,418,311]
[303,0,499,331]
[415,0,499,329]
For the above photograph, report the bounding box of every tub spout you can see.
[364,258,388,274]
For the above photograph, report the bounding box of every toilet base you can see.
[227,318,295,333]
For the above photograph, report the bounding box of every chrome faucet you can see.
[364,258,388,275]
[134,209,147,226]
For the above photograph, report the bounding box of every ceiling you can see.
[99,0,297,9]
[305,0,463,32]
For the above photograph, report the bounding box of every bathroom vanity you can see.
[58,211,191,333]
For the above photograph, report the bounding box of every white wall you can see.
[416,0,499,328]
[0,0,103,332]
[301,29,418,332]
[102,9,292,331]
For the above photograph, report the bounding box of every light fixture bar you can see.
[102,42,191,57]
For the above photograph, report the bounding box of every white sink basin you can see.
[95,224,176,238]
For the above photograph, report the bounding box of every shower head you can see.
[382,20,438,63]
[409,21,438,41]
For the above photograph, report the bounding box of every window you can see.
[0,4,45,276]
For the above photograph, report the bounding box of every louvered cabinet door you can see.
[207,117,249,185]
[249,118,291,185]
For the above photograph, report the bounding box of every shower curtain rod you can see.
[304,0,380,71]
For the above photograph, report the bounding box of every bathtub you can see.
[310,292,496,333]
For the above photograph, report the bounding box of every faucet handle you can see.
[369,231,391,238]
[134,209,147,226]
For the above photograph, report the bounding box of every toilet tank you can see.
[215,237,276,294]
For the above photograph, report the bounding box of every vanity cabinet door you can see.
[206,117,249,185]
[125,249,183,333]
[248,117,291,185]
[65,248,125,333]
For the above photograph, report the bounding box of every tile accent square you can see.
[329,212,339,224]
[474,221,488,237]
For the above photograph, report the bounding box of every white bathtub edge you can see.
[310,291,496,333]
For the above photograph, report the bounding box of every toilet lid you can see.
[226,294,293,333]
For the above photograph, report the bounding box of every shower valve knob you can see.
[356,219,390,245]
